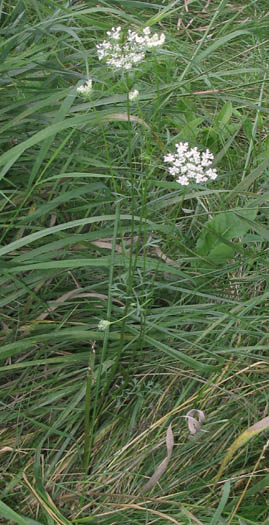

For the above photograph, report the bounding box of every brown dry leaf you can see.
[124,235,139,246]
[185,409,205,437]
[49,213,57,227]
[180,506,204,525]
[0,446,14,454]
[70,243,87,250]
[91,240,123,253]
[202,0,212,11]
[103,113,150,130]
[35,289,124,321]
[23,473,68,525]
[177,18,182,30]
[91,236,139,255]
[141,424,174,492]
[193,89,220,95]
[109,503,181,524]
[153,246,180,267]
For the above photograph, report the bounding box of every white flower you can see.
[146,32,165,48]
[206,167,218,180]
[96,25,165,70]
[164,153,175,163]
[163,142,218,186]
[77,79,93,96]
[129,89,139,100]
[98,319,111,331]
[107,26,121,40]
[143,27,151,35]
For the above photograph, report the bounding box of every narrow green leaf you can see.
[0,111,150,178]
[197,30,251,62]
[0,215,172,257]
[226,157,269,200]
[234,213,269,242]
[0,500,43,525]
[210,481,230,525]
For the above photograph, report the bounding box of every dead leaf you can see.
[103,113,150,130]
[91,237,179,268]
[193,89,220,95]
[153,246,180,267]
[49,214,57,227]
[34,289,124,321]
[91,236,139,255]
[185,409,206,438]
[180,506,204,525]
[91,240,122,252]
[0,446,14,454]
[108,503,181,524]
[202,0,212,11]
[141,424,174,492]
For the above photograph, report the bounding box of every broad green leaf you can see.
[243,117,254,141]
[196,207,258,266]
[215,101,233,128]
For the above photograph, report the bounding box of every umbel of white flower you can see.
[77,79,93,95]
[164,142,218,186]
[129,89,139,100]
[96,26,165,70]
[98,319,111,331]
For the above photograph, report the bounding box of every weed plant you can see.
[0,0,269,524]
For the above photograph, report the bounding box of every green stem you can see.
[83,347,95,472]
[83,202,120,473]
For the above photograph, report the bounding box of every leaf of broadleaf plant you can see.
[196,207,257,266]
[214,416,269,489]
[141,424,174,492]
[215,101,233,128]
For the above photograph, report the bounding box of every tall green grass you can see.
[1,0,269,523]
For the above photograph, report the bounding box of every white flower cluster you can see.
[77,79,92,95]
[96,26,165,70]
[98,319,111,331]
[129,89,139,100]
[163,142,218,186]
